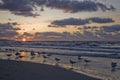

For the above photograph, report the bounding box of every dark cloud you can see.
[0,23,20,30]
[82,26,98,29]
[77,25,120,41]
[16,32,33,40]
[23,24,120,41]
[48,25,66,28]
[88,17,114,23]
[85,25,120,40]
[51,18,89,26]
[13,11,40,17]
[0,0,40,17]
[29,25,120,41]
[7,22,20,26]
[33,31,100,41]
[34,32,74,41]
[45,0,115,12]
[102,25,120,32]
[35,32,65,38]
[82,25,120,33]
[0,23,20,39]
[0,0,115,17]
[50,17,114,27]
[11,22,18,25]
[23,32,33,37]
[95,30,117,40]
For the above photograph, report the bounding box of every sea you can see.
[0,40,120,80]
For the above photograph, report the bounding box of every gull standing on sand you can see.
[69,60,77,68]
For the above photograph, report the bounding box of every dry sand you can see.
[0,59,101,80]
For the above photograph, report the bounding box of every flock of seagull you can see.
[1,48,93,69]
[0,48,119,71]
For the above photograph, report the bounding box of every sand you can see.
[0,59,101,80]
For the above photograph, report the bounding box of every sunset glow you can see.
[0,0,120,41]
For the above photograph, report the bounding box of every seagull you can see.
[6,53,12,60]
[15,52,20,56]
[30,51,36,57]
[84,59,91,66]
[55,58,61,62]
[69,60,77,68]
[84,59,91,63]
[55,58,61,66]
[78,55,82,61]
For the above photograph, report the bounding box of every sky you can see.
[0,0,120,41]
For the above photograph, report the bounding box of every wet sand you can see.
[0,59,101,80]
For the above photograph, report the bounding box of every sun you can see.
[22,38,26,42]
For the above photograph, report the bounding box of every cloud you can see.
[50,17,114,27]
[23,32,33,36]
[0,0,115,17]
[51,18,89,27]
[10,22,18,25]
[0,23,21,30]
[0,23,20,39]
[7,22,21,26]
[33,31,101,41]
[1,23,119,41]
[77,25,120,41]
[33,31,74,41]
[85,25,120,40]
[88,17,114,23]
[35,32,65,38]
[0,0,40,17]
[45,0,115,12]
[48,24,66,28]
[25,24,120,41]
[102,25,120,32]
[16,32,33,40]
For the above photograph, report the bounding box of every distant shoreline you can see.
[0,39,120,42]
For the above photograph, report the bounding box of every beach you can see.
[0,0,120,79]
[0,41,120,80]
[0,59,101,80]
